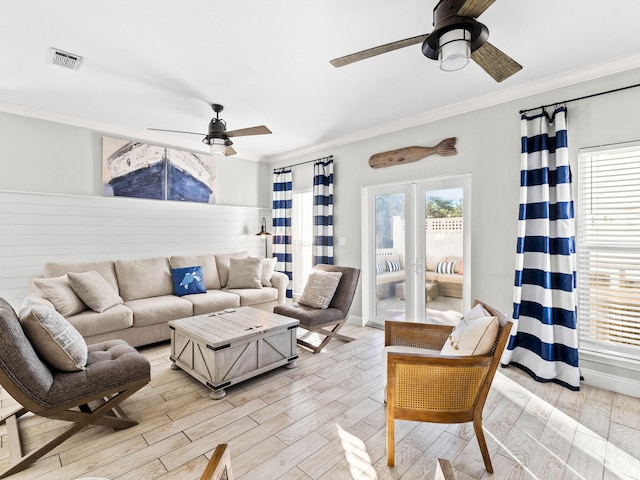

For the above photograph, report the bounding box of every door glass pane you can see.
[424,188,464,323]
[375,192,406,321]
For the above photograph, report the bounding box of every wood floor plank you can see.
[1,324,639,480]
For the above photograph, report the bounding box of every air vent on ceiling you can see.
[47,48,83,70]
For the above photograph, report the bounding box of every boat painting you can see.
[102,136,216,204]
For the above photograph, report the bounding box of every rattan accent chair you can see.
[385,300,512,473]
[274,264,360,354]
[0,297,151,478]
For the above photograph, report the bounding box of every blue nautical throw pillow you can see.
[171,266,206,296]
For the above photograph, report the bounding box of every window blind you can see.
[578,142,640,361]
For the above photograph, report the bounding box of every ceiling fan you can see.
[149,103,271,156]
[330,0,522,82]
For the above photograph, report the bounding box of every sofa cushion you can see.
[115,257,174,301]
[440,304,498,356]
[298,270,342,309]
[125,295,193,327]
[214,251,249,288]
[44,260,120,294]
[65,304,134,338]
[20,305,88,372]
[171,266,207,296]
[227,257,263,289]
[32,275,87,317]
[170,254,221,290]
[227,287,278,306]
[182,290,240,315]
[68,270,124,313]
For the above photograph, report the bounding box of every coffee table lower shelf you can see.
[169,307,299,399]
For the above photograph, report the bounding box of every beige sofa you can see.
[25,251,287,347]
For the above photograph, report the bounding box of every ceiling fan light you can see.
[438,28,471,72]
[209,137,227,155]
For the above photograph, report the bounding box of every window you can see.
[578,142,640,361]
[292,191,313,297]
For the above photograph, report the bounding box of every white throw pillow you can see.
[20,305,88,372]
[260,257,277,287]
[440,304,499,356]
[68,270,124,313]
[298,270,342,309]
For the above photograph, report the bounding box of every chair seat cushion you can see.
[44,339,150,408]
[274,303,345,328]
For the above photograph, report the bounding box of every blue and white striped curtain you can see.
[502,106,580,391]
[313,157,334,265]
[273,168,293,299]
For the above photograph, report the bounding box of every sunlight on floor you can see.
[337,423,378,479]
[490,371,640,479]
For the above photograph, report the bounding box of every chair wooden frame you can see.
[0,374,148,479]
[297,319,356,354]
[385,300,512,473]
[200,443,233,480]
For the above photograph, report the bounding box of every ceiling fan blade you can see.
[458,0,496,18]
[226,125,272,137]
[330,34,429,67]
[148,128,205,136]
[471,42,522,82]
[225,146,237,156]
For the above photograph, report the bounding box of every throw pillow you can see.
[226,257,263,289]
[171,266,207,296]
[20,305,88,372]
[298,270,342,309]
[376,262,383,274]
[435,261,456,274]
[214,251,250,288]
[260,256,277,287]
[440,304,499,356]
[32,275,87,317]
[68,270,124,313]
[385,260,401,272]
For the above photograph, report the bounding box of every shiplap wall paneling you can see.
[0,190,268,308]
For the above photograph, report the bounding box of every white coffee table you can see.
[169,306,299,399]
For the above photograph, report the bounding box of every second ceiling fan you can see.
[150,103,271,156]
[330,0,522,82]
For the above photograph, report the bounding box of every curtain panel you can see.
[273,168,293,298]
[312,157,334,266]
[502,106,580,391]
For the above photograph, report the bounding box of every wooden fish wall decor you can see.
[368,137,457,169]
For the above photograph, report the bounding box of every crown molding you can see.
[265,54,640,163]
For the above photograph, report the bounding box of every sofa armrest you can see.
[270,271,289,305]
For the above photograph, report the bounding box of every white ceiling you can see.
[3,1,640,162]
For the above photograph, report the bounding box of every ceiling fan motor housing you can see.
[422,0,489,60]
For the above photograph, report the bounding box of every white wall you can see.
[269,68,640,394]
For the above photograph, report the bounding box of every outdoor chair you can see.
[274,264,360,354]
[0,297,151,478]
[385,299,512,473]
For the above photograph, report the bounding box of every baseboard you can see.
[581,367,640,398]
[346,314,364,327]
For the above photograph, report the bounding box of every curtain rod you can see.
[519,82,640,114]
[274,155,333,172]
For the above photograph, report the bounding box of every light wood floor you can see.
[1,324,639,480]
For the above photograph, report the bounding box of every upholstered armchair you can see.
[274,264,360,353]
[0,298,150,478]
[384,300,512,473]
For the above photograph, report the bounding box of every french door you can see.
[363,175,470,327]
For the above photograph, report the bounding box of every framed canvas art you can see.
[102,136,216,204]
